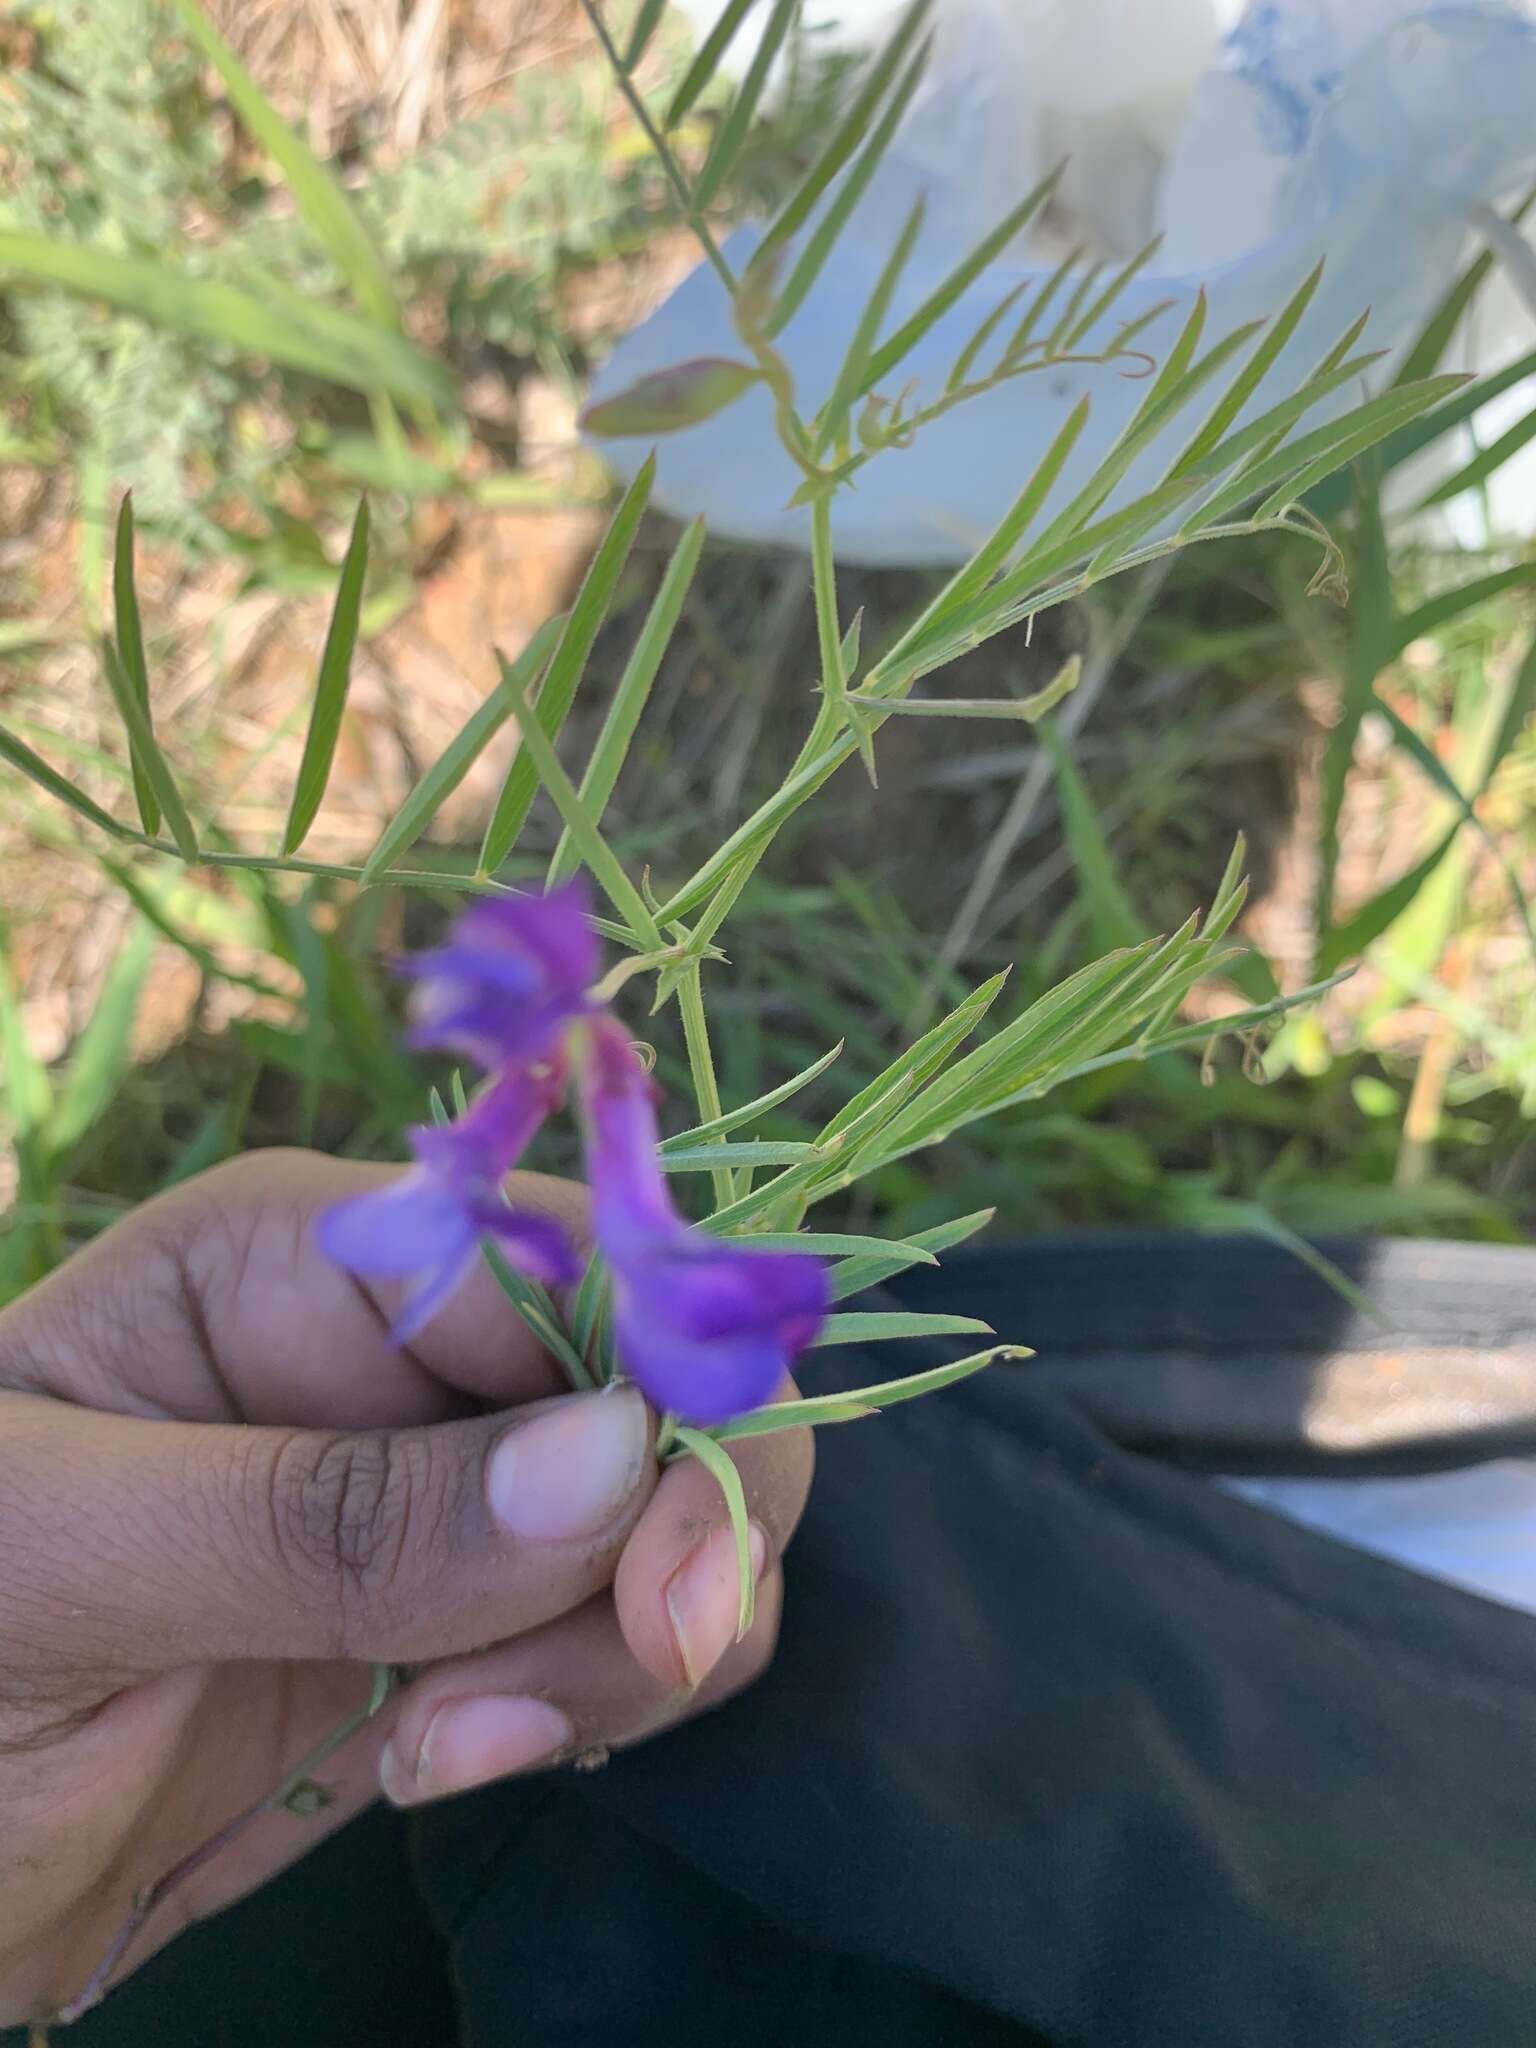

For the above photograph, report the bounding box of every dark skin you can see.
[0,1151,813,2026]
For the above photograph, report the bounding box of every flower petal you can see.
[400,881,599,1068]
[467,1200,583,1289]
[313,1170,476,1277]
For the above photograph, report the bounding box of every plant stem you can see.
[576,0,739,300]
[50,1666,397,2028]
[676,962,737,1209]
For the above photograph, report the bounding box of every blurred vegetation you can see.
[1,0,1533,1307]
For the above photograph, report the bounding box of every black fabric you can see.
[16,1234,1536,2048]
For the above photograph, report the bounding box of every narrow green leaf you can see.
[283,498,370,854]
[810,1310,994,1348]
[660,1140,817,1171]
[859,167,1063,396]
[667,0,762,125]
[705,1344,1027,1442]
[752,0,932,273]
[166,0,399,327]
[50,917,156,1155]
[1169,262,1323,475]
[1000,244,1082,364]
[873,398,1090,680]
[816,194,926,451]
[624,0,672,66]
[570,1253,609,1366]
[481,1240,594,1391]
[360,678,521,884]
[946,277,1033,393]
[726,1229,936,1263]
[671,1425,757,1638]
[112,494,159,835]
[0,233,449,407]
[693,0,801,211]
[480,457,655,875]
[763,35,930,338]
[548,516,704,885]
[663,1039,843,1148]
[1192,377,1464,531]
[489,652,664,947]
[826,1206,995,1299]
[819,973,1007,1142]
[99,637,197,862]
[0,722,134,840]
[1252,381,1467,518]
[1057,237,1165,352]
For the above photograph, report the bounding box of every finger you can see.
[378,1568,784,1805]
[0,1152,588,1427]
[0,1382,656,1694]
[614,1402,814,1689]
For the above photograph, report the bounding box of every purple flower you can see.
[398,879,598,1071]
[578,1017,829,1423]
[315,1063,579,1341]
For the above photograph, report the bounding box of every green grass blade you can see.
[1397,187,1535,384]
[283,499,370,855]
[548,516,703,885]
[0,233,448,407]
[1413,404,1536,511]
[763,36,931,338]
[0,922,54,1148]
[858,167,1063,396]
[692,0,802,212]
[165,0,398,328]
[99,638,197,861]
[751,0,932,274]
[1388,563,1536,661]
[671,1425,757,1637]
[1316,826,1461,975]
[51,917,155,1155]
[479,456,655,875]
[1042,720,1143,951]
[667,0,762,125]
[112,494,159,835]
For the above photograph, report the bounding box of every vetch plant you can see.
[316,882,833,1426]
[4,1,1520,2026]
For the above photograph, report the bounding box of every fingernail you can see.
[665,1519,768,1689]
[488,1386,648,1542]
[380,1694,572,1805]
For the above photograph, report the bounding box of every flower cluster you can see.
[314,882,828,1423]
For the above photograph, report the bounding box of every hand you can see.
[0,1151,812,2026]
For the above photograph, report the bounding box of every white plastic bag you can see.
[593,1,1536,563]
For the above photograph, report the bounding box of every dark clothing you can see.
[21,1236,1536,2047]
